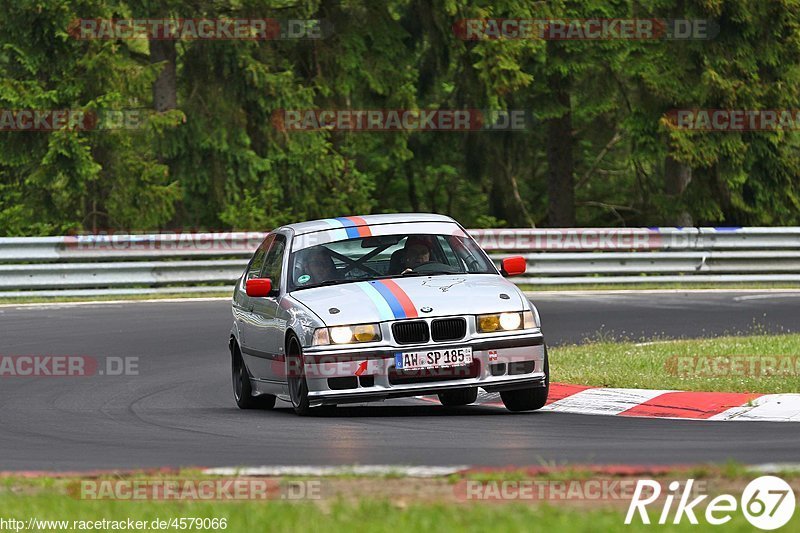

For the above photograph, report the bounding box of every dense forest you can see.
[1,0,800,235]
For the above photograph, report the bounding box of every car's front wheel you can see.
[286,334,314,416]
[500,347,550,412]
[438,387,478,406]
[232,344,276,410]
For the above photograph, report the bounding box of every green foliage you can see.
[1,0,799,235]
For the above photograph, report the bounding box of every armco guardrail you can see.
[0,227,799,297]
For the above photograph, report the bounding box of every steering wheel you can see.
[408,261,459,274]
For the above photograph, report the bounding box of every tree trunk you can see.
[406,170,420,211]
[149,39,177,111]
[664,152,693,225]
[545,41,575,227]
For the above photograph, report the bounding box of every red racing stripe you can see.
[378,279,418,318]
[619,391,762,419]
[345,216,372,237]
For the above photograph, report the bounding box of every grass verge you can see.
[550,333,800,393]
[0,496,750,533]
[2,468,797,533]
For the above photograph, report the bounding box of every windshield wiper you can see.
[400,270,458,277]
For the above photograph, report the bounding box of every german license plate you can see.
[395,347,473,371]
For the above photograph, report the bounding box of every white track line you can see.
[0,297,229,309]
[527,289,800,297]
[733,293,800,301]
[201,463,800,478]
[202,465,469,478]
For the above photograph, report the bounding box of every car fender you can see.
[509,283,541,328]
[281,294,326,349]
[229,323,242,355]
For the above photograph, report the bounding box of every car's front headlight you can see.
[312,323,382,346]
[477,311,536,332]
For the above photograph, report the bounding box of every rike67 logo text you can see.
[626,476,796,530]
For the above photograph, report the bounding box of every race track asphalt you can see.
[0,291,798,471]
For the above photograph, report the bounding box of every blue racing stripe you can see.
[357,282,395,322]
[369,280,406,319]
[335,217,362,239]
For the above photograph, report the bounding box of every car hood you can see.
[290,274,526,326]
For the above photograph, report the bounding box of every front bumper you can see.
[302,331,546,406]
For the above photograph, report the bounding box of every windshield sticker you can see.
[297,274,311,284]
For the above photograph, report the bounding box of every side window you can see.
[263,235,287,289]
[246,235,274,281]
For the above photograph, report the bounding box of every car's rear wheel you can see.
[500,347,550,412]
[232,344,276,410]
[438,387,478,407]
[286,334,313,416]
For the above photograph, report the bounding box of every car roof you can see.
[283,213,457,236]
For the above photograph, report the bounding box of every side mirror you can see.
[500,256,527,277]
[246,278,273,297]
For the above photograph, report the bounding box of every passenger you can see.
[303,247,338,284]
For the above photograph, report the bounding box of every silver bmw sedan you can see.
[229,213,548,415]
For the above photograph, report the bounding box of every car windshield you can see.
[288,233,496,291]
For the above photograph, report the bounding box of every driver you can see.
[401,242,430,272]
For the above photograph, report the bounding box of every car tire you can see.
[438,387,478,407]
[232,344,276,410]
[500,347,550,412]
[286,334,313,416]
